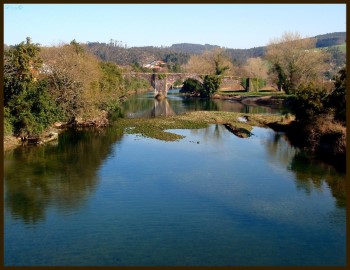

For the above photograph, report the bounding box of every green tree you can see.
[98,62,126,111]
[4,38,60,136]
[287,82,328,121]
[180,78,203,94]
[327,67,346,124]
[8,80,61,136]
[4,37,42,106]
[202,75,221,97]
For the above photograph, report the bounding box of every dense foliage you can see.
[314,32,346,48]
[4,38,139,137]
[287,83,328,121]
[284,68,346,163]
[180,75,221,97]
[287,67,346,123]
[4,38,61,136]
[202,75,221,97]
[179,78,203,94]
[327,67,346,124]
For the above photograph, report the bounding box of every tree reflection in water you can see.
[4,127,124,224]
[261,129,346,208]
[121,89,283,119]
[5,113,345,226]
[290,152,346,208]
[196,124,346,210]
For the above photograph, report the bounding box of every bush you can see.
[98,62,125,112]
[4,108,13,136]
[180,78,203,94]
[124,77,151,92]
[202,75,221,97]
[7,80,62,136]
[287,82,329,121]
[326,67,346,124]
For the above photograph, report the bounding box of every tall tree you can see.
[4,37,42,106]
[40,42,102,120]
[4,37,59,136]
[266,32,330,93]
[184,48,234,75]
[327,67,346,124]
[243,57,268,79]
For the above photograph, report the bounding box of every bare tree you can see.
[184,48,234,75]
[243,57,269,91]
[243,57,268,79]
[40,43,102,120]
[266,32,330,93]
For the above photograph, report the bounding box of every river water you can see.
[4,90,346,266]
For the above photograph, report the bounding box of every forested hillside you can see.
[84,32,345,69]
[314,32,346,48]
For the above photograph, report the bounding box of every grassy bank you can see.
[217,90,288,97]
[114,111,291,142]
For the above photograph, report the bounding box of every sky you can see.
[4,4,346,49]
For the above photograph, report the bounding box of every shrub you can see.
[326,67,346,124]
[287,82,329,121]
[4,108,13,136]
[7,80,62,136]
[180,78,203,94]
[202,75,221,97]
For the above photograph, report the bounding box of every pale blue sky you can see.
[4,4,346,49]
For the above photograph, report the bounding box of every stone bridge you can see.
[122,72,251,96]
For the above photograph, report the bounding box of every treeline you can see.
[4,38,150,138]
[83,32,345,73]
[314,32,346,48]
[86,42,190,72]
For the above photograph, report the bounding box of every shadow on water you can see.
[289,151,346,208]
[4,127,124,224]
[260,130,346,208]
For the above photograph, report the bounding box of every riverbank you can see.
[3,110,110,152]
[4,108,345,171]
[4,128,63,152]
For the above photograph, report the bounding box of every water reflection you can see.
[4,123,346,266]
[4,127,124,224]
[4,122,346,226]
[258,129,346,208]
[121,89,283,118]
[187,125,346,210]
[128,98,176,118]
[290,152,346,208]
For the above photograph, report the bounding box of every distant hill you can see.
[168,43,221,54]
[164,32,345,65]
[85,32,345,67]
[314,32,346,48]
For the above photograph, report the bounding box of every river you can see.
[4,89,346,266]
